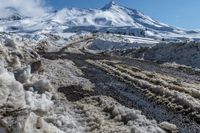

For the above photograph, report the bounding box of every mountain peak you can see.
[109,1,117,6]
[0,6,24,20]
[4,6,18,12]
[102,1,119,10]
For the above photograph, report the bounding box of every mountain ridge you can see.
[0,1,200,41]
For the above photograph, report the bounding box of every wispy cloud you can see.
[0,0,48,17]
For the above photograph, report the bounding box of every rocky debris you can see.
[30,60,44,73]
[35,40,49,54]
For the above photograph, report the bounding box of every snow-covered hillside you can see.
[1,1,200,133]
[0,1,200,41]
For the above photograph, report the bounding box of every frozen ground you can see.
[0,1,200,133]
[42,37,200,132]
[0,34,181,133]
[1,27,200,132]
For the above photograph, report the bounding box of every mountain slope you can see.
[53,1,175,31]
[0,7,25,21]
[0,1,199,41]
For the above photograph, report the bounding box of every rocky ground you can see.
[0,34,200,133]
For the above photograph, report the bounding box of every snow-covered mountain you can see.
[0,1,200,41]
[55,1,173,30]
[0,7,25,21]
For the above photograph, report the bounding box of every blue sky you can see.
[45,0,200,30]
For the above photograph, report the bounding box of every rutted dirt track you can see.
[42,48,200,133]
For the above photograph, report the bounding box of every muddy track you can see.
[42,51,200,133]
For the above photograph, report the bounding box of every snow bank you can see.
[143,42,200,68]
[0,61,26,109]
[20,112,65,133]
[86,39,154,53]
[25,91,53,113]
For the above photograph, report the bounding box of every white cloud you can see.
[0,0,48,17]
